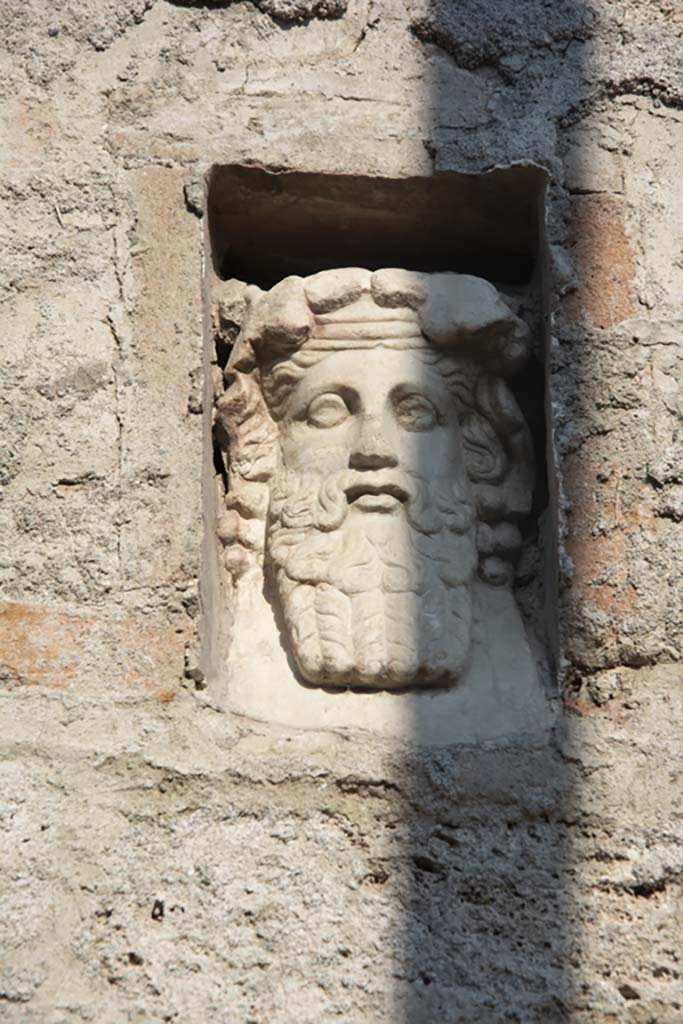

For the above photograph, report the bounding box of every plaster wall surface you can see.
[0,1,681,1021]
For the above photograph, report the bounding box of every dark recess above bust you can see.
[207,163,546,289]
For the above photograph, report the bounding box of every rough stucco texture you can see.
[0,0,682,1021]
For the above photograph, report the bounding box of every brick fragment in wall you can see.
[565,194,637,330]
[0,601,186,698]
[564,443,641,670]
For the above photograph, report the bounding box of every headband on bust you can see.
[235,268,530,375]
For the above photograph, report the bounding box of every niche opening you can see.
[207,164,545,289]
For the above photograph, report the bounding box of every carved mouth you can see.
[345,480,409,506]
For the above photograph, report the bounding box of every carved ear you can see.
[476,375,527,443]
[472,376,535,523]
[461,412,507,484]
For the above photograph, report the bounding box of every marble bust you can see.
[214,268,539,717]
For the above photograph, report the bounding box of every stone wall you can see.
[1,1,681,1020]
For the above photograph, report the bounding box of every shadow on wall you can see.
[396,2,593,1020]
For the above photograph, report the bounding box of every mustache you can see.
[273,468,475,535]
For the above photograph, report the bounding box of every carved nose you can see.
[349,415,399,471]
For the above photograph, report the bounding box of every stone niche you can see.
[203,166,556,745]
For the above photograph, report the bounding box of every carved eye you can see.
[306,393,350,429]
[394,393,439,432]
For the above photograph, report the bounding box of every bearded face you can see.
[265,345,480,691]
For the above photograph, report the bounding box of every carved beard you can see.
[266,467,478,691]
